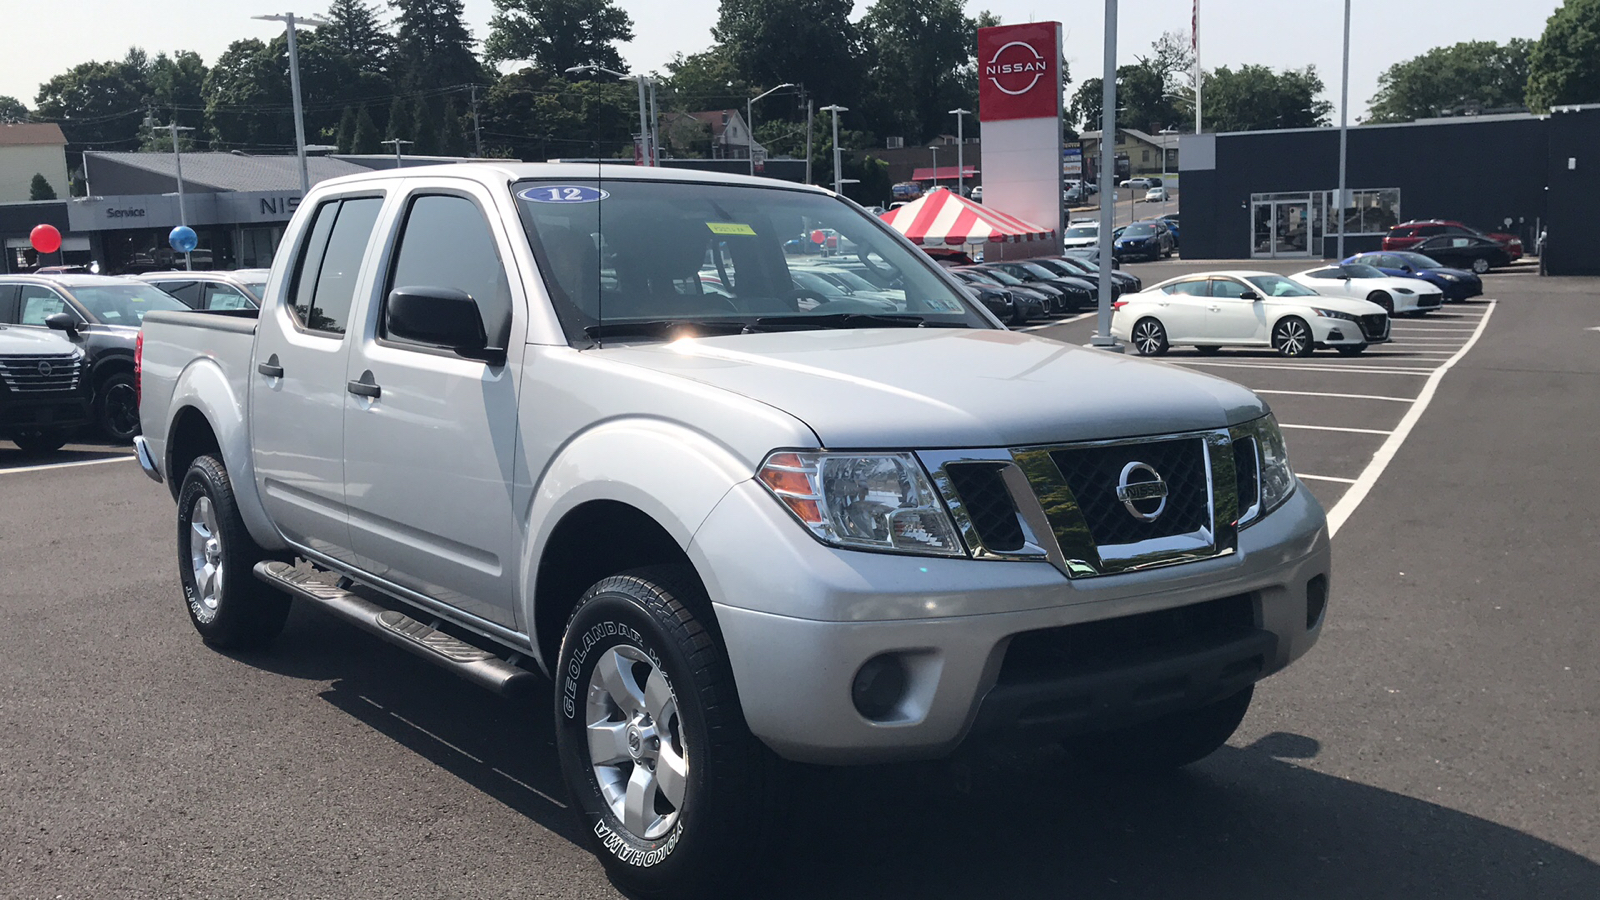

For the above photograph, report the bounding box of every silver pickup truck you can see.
[137,164,1330,896]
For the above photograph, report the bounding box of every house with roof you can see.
[662,110,766,161]
[0,123,69,204]
[1079,128,1180,177]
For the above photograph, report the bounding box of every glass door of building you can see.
[1251,197,1315,258]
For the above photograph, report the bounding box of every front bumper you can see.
[692,479,1330,764]
[0,394,91,439]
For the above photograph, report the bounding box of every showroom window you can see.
[1325,187,1400,235]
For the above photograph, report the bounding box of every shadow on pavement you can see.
[0,436,129,470]
[239,604,1599,900]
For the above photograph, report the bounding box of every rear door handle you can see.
[347,371,381,399]
[257,354,284,378]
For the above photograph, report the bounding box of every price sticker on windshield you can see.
[517,185,609,204]
[706,222,757,236]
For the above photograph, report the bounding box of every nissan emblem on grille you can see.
[37,361,53,377]
[1115,461,1168,521]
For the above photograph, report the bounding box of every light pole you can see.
[253,12,330,195]
[567,65,653,167]
[747,83,794,176]
[928,145,940,188]
[1093,0,1121,350]
[948,108,970,196]
[821,105,848,195]
[1336,0,1351,259]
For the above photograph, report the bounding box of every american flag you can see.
[1192,0,1199,51]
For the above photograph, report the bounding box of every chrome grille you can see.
[0,354,83,393]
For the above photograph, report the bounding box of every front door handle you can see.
[257,354,283,378]
[347,370,381,399]
[1208,305,1222,312]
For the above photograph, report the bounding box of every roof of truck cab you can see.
[310,162,834,194]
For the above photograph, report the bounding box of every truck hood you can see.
[598,328,1268,448]
[0,325,81,354]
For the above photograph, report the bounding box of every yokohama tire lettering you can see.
[595,819,682,867]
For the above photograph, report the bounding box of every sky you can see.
[0,0,1563,126]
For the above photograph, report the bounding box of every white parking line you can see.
[1254,389,1414,402]
[1298,473,1359,484]
[0,455,135,476]
[1178,360,1433,375]
[1391,326,1480,332]
[1326,299,1497,536]
[1280,423,1393,435]
[1019,312,1095,332]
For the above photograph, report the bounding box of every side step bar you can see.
[254,560,537,699]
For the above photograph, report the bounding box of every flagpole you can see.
[1193,0,1202,133]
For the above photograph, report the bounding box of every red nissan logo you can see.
[985,41,1047,96]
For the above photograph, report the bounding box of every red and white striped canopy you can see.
[878,189,1055,245]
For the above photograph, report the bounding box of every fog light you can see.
[852,654,908,720]
[1306,575,1328,629]
[1327,329,1345,342]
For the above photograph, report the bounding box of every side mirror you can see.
[1239,290,1261,301]
[386,286,503,365]
[44,313,80,338]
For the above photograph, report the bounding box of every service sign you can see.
[978,22,1063,122]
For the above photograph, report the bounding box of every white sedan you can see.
[1111,270,1390,357]
[1290,262,1443,315]
[1144,186,1169,202]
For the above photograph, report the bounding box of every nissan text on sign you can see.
[978,22,1064,249]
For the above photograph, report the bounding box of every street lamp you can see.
[820,105,848,195]
[747,83,794,176]
[948,108,971,196]
[253,12,331,195]
[567,64,654,167]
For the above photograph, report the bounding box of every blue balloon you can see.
[169,225,198,253]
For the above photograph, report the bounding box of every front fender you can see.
[518,416,780,668]
[166,356,285,552]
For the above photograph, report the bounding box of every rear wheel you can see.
[1271,316,1313,357]
[176,455,291,649]
[1064,685,1254,772]
[1471,257,1490,274]
[10,429,70,454]
[1131,317,1169,356]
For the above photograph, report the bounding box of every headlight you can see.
[1395,287,1414,294]
[1439,273,1457,282]
[1231,414,1296,528]
[1312,307,1356,321]
[758,451,964,556]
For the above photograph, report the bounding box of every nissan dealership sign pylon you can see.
[978,22,1064,254]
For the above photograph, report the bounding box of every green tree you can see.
[1069,65,1182,133]
[485,0,633,74]
[713,0,862,110]
[32,50,150,151]
[478,66,634,160]
[335,105,358,151]
[204,32,354,149]
[660,47,749,111]
[1201,64,1331,131]
[326,0,392,74]
[352,105,382,152]
[147,51,209,128]
[1526,0,1600,112]
[391,0,482,91]
[1367,39,1533,122]
[29,173,57,201]
[412,95,443,154]
[438,96,467,155]
[386,93,414,140]
[857,0,980,145]
[0,95,27,121]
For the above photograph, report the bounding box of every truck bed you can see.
[138,309,260,486]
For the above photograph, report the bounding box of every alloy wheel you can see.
[586,644,688,841]
[187,495,224,622]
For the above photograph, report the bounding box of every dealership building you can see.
[1177,104,1600,275]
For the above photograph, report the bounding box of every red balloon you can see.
[810,229,826,245]
[30,224,61,255]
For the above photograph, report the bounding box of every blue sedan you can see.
[1342,251,1482,302]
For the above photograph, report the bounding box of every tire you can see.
[1365,291,1393,314]
[555,566,781,899]
[1064,685,1254,772]
[1130,317,1169,356]
[95,371,140,443]
[176,455,291,649]
[1335,343,1368,356]
[1271,316,1313,358]
[11,429,70,454]
[1471,257,1490,274]
[1195,345,1222,356]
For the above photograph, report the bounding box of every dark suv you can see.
[0,275,188,442]
[0,323,91,453]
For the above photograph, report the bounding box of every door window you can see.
[1209,279,1252,299]
[0,284,19,322]
[203,282,255,310]
[18,286,70,325]
[383,194,512,349]
[287,196,383,335]
[152,280,202,308]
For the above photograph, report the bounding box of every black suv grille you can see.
[1358,314,1389,341]
[946,463,1026,552]
[0,354,83,393]
[998,593,1257,684]
[1050,438,1209,547]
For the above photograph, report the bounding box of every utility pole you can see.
[746,83,794,176]
[804,96,814,186]
[821,105,848,195]
[1336,0,1351,260]
[383,137,413,169]
[470,84,483,157]
[648,78,661,166]
[254,12,331,195]
[948,108,970,196]
[1093,0,1121,350]
[169,121,194,268]
[1193,0,1202,134]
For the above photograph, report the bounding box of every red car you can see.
[1383,220,1523,261]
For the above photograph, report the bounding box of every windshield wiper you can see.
[752,313,926,331]
[584,320,750,341]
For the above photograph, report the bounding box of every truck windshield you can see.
[512,178,990,344]
[71,284,188,325]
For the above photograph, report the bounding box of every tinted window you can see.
[1417,225,1445,236]
[1394,251,1442,268]
[1247,275,1318,297]
[18,285,70,325]
[1210,279,1251,299]
[0,285,17,322]
[152,280,203,308]
[1342,264,1385,279]
[289,197,382,335]
[386,194,512,348]
[70,284,186,324]
[1123,224,1156,237]
[204,282,256,311]
[1303,268,1341,279]
[1163,279,1208,296]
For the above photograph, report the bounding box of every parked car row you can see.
[1383,218,1522,269]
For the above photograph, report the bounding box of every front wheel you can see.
[1272,316,1314,357]
[1064,685,1254,772]
[176,455,291,649]
[95,371,140,443]
[10,429,70,454]
[1131,317,1169,356]
[556,567,781,899]
[1471,257,1491,274]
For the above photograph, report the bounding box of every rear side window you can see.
[384,194,512,349]
[287,196,383,335]
[1163,279,1208,296]
[1417,225,1445,237]
[204,282,255,311]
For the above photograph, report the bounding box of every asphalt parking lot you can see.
[2,262,1596,899]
